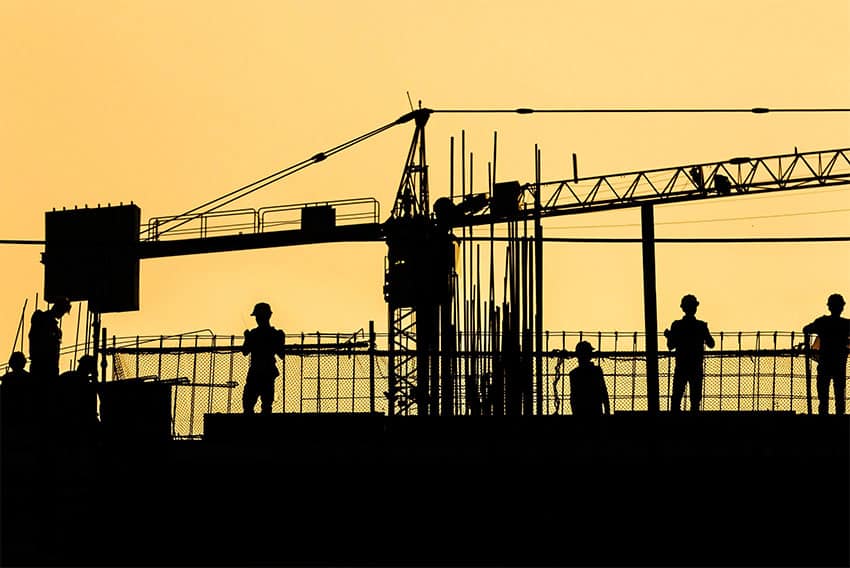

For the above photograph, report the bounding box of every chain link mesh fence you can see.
[103,331,847,438]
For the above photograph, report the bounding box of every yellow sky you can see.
[1,0,848,364]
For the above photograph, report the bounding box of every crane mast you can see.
[383,109,457,416]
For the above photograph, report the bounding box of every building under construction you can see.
[2,109,849,566]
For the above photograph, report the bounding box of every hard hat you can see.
[827,293,845,307]
[251,302,272,316]
[8,351,26,369]
[681,294,699,308]
[575,340,595,355]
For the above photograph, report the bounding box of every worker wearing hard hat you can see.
[803,293,850,415]
[28,297,72,378]
[568,340,610,416]
[240,302,286,414]
[664,294,715,412]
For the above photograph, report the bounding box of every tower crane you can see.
[39,106,850,416]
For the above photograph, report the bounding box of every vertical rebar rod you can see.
[534,146,544,415]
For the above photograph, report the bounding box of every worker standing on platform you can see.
[569,341,610,416]
[241,302,286,414]
[28,297,72,378]
[803,293,850,415]
[664,294,715,412]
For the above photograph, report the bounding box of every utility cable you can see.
[432,107,850,114]
[460,236,850,243]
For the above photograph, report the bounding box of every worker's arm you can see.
[240,329,251,355]
[664,324,676,350]
[802,320,816,336]
[275,330,286,359]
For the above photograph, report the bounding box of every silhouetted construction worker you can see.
[59,354,97,384]
[57,354,99,432]
[241,302,285,414]
[665,294,715,412]
[803,293,849,415]
[569,341,610,416]
[28,297,72,378]
[2,351,30,385]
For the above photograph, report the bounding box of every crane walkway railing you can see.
[143,198,381,242]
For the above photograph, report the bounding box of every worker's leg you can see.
[670,370,686,412]
[833,373,846,415]
[815,373,831,415]
[689,373,703,412]
[242,380,259,414]
[259,379,275,415]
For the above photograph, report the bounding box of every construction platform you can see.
[2,412,848,567]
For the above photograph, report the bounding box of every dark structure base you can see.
[3,412,848,567]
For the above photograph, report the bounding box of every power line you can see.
[461,236,850,243]
[433,107,850,114]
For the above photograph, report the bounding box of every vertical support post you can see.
[641,204,660,413]
[387,311,395,417]
[281,331,286,414]
[369,321,376,415]
[92,312,102,382]
[534,147,544,415]
[101,326,108,382]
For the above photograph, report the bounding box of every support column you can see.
[641,205,660,413]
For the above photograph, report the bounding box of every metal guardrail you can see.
[92,330,849,439]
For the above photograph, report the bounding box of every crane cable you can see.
[143,114,415,240]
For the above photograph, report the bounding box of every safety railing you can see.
[91,330,849,439]
[143,198,381,241]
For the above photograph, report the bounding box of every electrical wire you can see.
[433,107,850,114]
[460,236,850,243]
